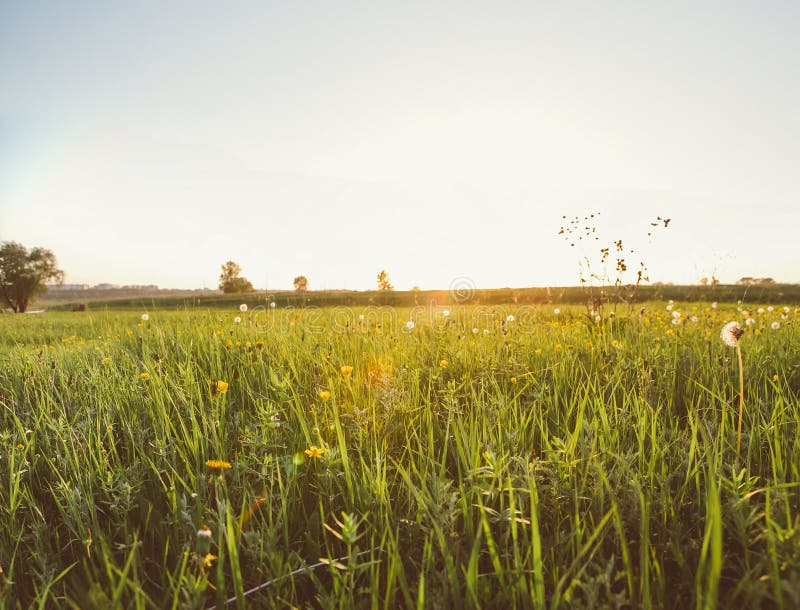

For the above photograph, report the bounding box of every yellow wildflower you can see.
[304,445,325,459]
[319,390,331,401]
[773,374,779,382]
[203,553,217,568]
[205,459,232,471]
[340,365,354,377]
[439,359,448,368]
[510,377,518,384]
[140,372,150,380]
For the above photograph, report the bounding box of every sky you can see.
[1,1,798,290]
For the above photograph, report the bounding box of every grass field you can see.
[1,302,799,608]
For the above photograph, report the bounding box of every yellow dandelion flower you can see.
[510,377,518,384]
[17,443,24,450]
[304,445,325,459]
[205,459,232,470]
[101,357,109,364]
[773,374,779,382]
[319,390,331,401]
[439,359,448,368]
[203,553,217,568]
[140,372,150,380]
[216,380,229,393]
[340,365,354,377]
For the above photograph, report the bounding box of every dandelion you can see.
[672,318,681,325]
[784,306,790,314]
[483,329,490,335]
[197,525,212,540]
[767,306,774,312]
[101,357,109,364]
[203,553,217,568]
[211,380,229,396]
[594,315,601,323]
[234,316,241,324]
[510,377,518,384]
[672,311,681,319]
[405,320,415,330]
[340,365,354,377]
[141,313,149,321]
[304,445,325,459]
[205,459,232,470]
[771,321,780,330]
[690,316,699,323]
[745,318,755,326]
[472,327,479,334]
[666,304,674,311]
[439,359,448,368]
[319,390,331,401]
[239,304,248,312]
[773,374,779,382]
[757,307,765,314]
[506,315,515,322]
[442,309,450,317]
[140,372,150,380]
[711,302,718,309]
[721,321,746,456]
[553,308,560,315]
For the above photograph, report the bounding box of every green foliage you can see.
[218,261,253,294]
[293,276,308,293]
[0,303,798,608]
[0,241,64,313]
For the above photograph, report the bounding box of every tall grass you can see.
[0,303,798,608]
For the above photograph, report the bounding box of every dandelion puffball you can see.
[553,308,560,315]
[234,316,242,324]
[239,304,248,312]
[720,321,743,347]
[141,313,149,321]
[771,322,780,330]
[506,315,515,322]
[405,320,415,330]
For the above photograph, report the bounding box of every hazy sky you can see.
[1,1,798,290]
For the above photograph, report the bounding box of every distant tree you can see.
[411,285,421,292]
[757,277,776,285]
[737,277,754,286]
[377,270,393,291]
[699,277,709,286]
[293,275,308,292]
[219,261,253,294]
[0,242,64,313]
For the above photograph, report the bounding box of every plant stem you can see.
[736,344,745,457]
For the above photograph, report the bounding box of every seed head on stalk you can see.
[721,321,746,456]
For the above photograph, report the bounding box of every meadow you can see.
[0,302,798,609]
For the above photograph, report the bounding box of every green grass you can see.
[0,302,798,608]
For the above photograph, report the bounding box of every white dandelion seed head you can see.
[239,304,248,312]
[690,316,699,323]
[506,315,515,323]
[672,318,681,325]
[771,321,780,330]
[594,315,601,323]
[405,320,415,330]
[141,313,149,321]
[767,306,774,312]
[270,302,277,309]
[720,321,742,347]
[472,327,479,334]
[745,317,755,326]
[442,309,450,317]
[666,304,674,311]
[784,306,790,314]
[757,307,765,314]
[358,314,365,321]
[234,316,242,324]
[553,308,560,315]
[672,311,681,319]
[197,527,212,539]
[781,314,787,320]
[711,302,718,309]
[483,329,490,335]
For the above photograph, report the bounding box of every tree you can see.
[218,261,253,294]
[293,275,308,292]
[377,270,393,291]
[0,242,64,313]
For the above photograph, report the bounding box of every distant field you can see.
[1,303,799,608]
[38,283,800,311]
